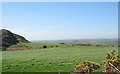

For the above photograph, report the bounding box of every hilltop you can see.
[0,29,30,50]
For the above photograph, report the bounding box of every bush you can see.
[1,47,7,51]
[103,50,120,73]
[51,46,53,48]
[43,46,47,48]
[75,61,100,73]
[55,45,58,47]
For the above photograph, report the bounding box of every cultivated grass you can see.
[2,45,118,72]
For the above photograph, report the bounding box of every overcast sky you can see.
[2,2,118,40]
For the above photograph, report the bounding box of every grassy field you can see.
[10,43,63,47]
[2,43,118,72]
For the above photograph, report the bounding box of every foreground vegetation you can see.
[75,50,120,73]
[2,43,118,72]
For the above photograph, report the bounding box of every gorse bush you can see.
[103,50,120,73]
[75,50,120,73]
[75,61,100,73]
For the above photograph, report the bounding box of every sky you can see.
[2,2,118,41]
[1,0,119,2]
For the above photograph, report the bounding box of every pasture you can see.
[2,43,118,72]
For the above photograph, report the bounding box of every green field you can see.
[10,43,63,47]
[2,43,118,72]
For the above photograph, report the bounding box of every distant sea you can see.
[30,39,118,46]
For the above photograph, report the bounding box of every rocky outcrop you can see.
[0,29,30,51]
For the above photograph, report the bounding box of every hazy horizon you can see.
[2,2,118,41]
[29,38,118,41]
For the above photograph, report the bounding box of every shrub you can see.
[103,50,120,73]
[75,61,100,73]
[43,46,47,48]
[51,46,53,48]
[55,45,58,47]
[1,47,7,51]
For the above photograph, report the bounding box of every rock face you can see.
[0,29,30,50]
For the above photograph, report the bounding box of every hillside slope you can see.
[0,29,29,50]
